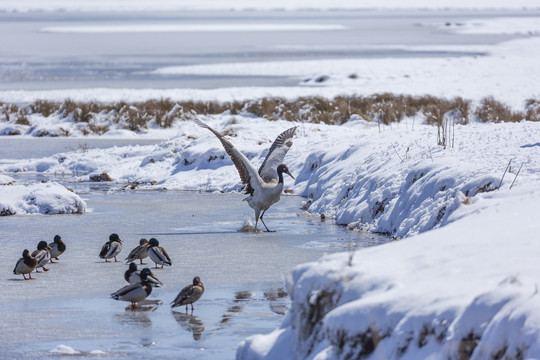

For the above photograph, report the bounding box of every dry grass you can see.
[0,95,537,136]
[475,97,524,123]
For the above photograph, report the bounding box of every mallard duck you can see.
[124,262,163,287]
[99,233,123,262]
[147,238,172,269]
[48,234,66,262]
[111,268,154,308]
[171,276,204,311]
[31,240,52,272]
[13,249,38,280]
[125,238,149,264]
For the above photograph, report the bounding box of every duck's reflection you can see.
[221,290,255,325]
[172,311,205,340]
[263,288,289,315]
[115,305,158,327]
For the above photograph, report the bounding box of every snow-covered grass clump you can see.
[0,182,86,216]
[237,188,540,359]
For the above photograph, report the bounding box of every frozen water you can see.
[0,191,388,359]
[0,10,525,91]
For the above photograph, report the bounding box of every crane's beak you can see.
[285,169,295,180]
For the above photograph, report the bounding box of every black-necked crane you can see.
[195,120,296,232]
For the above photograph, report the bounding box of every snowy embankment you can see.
[237,190,540,359]
[1,117,538,238]
[0,179,86,216]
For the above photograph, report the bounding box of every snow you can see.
[1,0,539,12]
[237,189,540,359]
[0,182,86,216]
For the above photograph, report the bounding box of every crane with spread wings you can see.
[195,120,296,232]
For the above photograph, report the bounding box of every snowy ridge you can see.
[238,190,540,359]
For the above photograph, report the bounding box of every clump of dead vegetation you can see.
[0,95,537,136]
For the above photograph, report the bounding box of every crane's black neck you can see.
[277,165,286,184]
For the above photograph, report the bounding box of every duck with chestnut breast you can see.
[147,238,172,269]
[125,238,150,265]
[32,241,52,272]
[171,276,204,311]
[111,268,154,309]
[99,233,123,262]
[13,249,38,280]
[48,234,66,263]
[124,262,163,287]
[195,120,296,232]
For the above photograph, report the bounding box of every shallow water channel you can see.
[0,189,389,359]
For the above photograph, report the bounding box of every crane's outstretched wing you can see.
[258,126,297,183]
[195,119,263,195]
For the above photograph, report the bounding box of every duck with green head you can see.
[32,240,52,272]
[48,235,66,262]
[124,262,163,287]
[13,249,38,280]
[112,268,154,309]
[99,233,123,262]
[147,238,172,269]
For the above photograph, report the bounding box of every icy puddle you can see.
[0,191,389,359]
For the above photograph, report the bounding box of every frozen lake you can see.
[0,9,528,91]
[0,188,389,359]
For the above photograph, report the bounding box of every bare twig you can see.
[497,159,512,189]
[392,144,404,162]
[509,163,524,189]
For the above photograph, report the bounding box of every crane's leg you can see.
[260,210,275,232]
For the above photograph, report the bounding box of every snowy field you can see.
[1,1,540,359]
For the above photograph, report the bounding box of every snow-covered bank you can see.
[0,182,86,216]
[237,189,540,359]
[1,117,538,238]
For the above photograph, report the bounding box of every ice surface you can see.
[0,191,385,359]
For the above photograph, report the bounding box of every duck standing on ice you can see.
[171,276,205,312]
[13,249,38,280]
[99,233,123,262]
[48,235,66,263]
[111,268,155,309]
[195,120,296,232]
[147,238,172,269]
[125,238,150,265]
[32,240,52,272]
